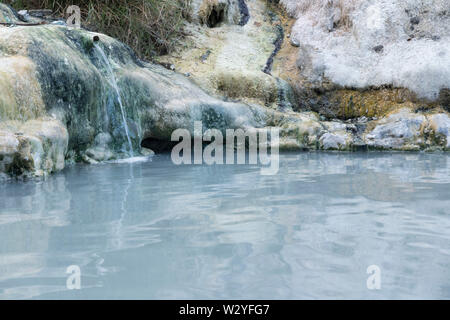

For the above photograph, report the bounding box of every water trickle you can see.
[94,43,134,157]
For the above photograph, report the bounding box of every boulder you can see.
[429,113,450,150]
[364,109,426,150]
[0,119,67,178]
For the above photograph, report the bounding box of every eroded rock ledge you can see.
[0,2,450,181]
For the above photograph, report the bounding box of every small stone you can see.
[410,16,420,25]
[18,10,30,22]
[373,45,384,53]
[184,72,191,77]
[290,38,300,47]
[141,147,155,156]
[52,20,67,26]
[159,62,175,71]
[200,50,212,63]
[82,154,99,165]
[358,116,368,123]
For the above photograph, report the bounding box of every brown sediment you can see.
[334,88,419,119]
[270,2,300,81]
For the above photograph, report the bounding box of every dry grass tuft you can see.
[5,0,192,59]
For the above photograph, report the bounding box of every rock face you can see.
[365,109,426,150]
[278,0,449,118]
[429,114,450,149]
[159,0,295,112]
[0,6,270,179]
[192,0,242,27]
[0,119,68,179]
[0,2,449,180]
[281,0,450,99]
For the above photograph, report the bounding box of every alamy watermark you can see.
[366,265,381,290]
[170,121,280,175]
[66,5,81,28]
[66,265,81,290]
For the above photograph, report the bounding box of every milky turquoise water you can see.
[0,153,449,299]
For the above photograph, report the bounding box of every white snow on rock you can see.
[281,0,450,100]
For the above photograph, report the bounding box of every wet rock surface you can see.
[0,2,449,179]
[0,118,68,179]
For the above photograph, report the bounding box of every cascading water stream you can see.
[94,43,134,157]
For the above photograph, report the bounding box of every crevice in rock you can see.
[141,137,178,154]
[238,0,250,26]
[263,24,284,75]
[206,4,226,28]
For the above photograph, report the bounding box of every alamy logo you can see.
[66,5,81,29]
[171,121,280,175]
[66,265,81,290]
[366,265,381,290]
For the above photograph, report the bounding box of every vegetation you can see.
[4,0,192,59]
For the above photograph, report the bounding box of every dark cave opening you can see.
[141,137,178,154]
[207,6,226,28]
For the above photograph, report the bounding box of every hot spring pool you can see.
[0,153,449,299]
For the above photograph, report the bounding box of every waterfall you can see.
[94,43,134,157]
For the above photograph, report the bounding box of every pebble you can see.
[373,45,384,53]
[200,50,212,63]
[18,10,30,22]
[290,38,300,47]
[410,16,420,25]
[52,21,67,26]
